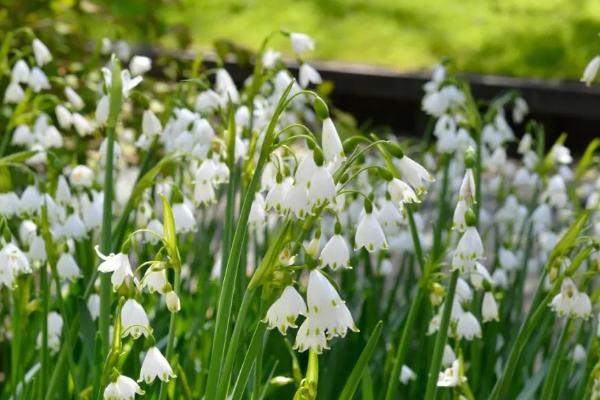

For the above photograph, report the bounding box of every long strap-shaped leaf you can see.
[338,321,383,400]
[230,322,268,400]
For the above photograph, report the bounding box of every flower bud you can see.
[166,290,181,313]
[313,97,329,120]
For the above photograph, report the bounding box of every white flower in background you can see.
[264,285,307,334]
[396,156,434,191]
[470,262,492,289]
[11,60,30,83]
[121,299,151,339]
[95,246,134,290]
[72,113,94,136]
[129,55,152,76]
[57,252,81,281]
[195,89,222,113]
[498,247,519,271]
[388,178,419,205]
[11,125,34,146]
[172,202,197,233]
[4,81,24,103]
[215,68,239,103]
[290,32,315,55]
[437,360,466,387]
[295,151,319,186]
[306,269,357,339]
[28,67,50,92]
[32,38,52,66]
[451,226,484,273]
[70,165,94,187]
[262,49,280,69]
[194,181,216,206]
[20,185,43,214]
[103,375,144,400]
[322,118,345,163]
[63,214,87,240]
[56,175,72,205]
[377,199,404,229]
[248,194,266,228]
[102,67,143,98]
[581,55,600,86]
[442,345,456,368]
[299,63,322,88]
[19,220,37,244]
[482,292,499,322]
[571,344,586,364]
[142,110,162,137]
[139,347,175,383]
[550,278,592,319]
[96,95,109,125]
[0,243,31,287]
[552,144,573,165]
[355,210,388,252]
[320,234,350,270]
[88,294,100,320]
[400,365,417,384]
[513,97,529,123]
[452,199,468,231]
[65,87,84,110]
[55,105,73,129]
[28,235,47,263]
[294,315,329,353]
[145,219,164,244]
[36,312,63,353]
[141,268,167,293]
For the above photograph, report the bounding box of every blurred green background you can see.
[2,0,600,79]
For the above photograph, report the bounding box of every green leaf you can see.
[161,194,178,262]
[0,150,37,167]
[548,210,591,264]
[576,138,600,180]
[339,321,383,400]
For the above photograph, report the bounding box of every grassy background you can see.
[2,0,600,79]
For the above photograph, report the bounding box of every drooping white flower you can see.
[456,311,482,340]
[193,181,216,206]
[571,344,586,364]
[72,113,94,136]
[400,365,417,384]
[88,294,100,321]
[306,269,357,339]
[388,178,419,205]
[95,246,134,290]
[396,156,434,191]
[36,312,63,353]
[215,68,239,103]
[452,199,468,231]
[121,299,151,339]
[498,248,518,271]
[165,291,181,313]
[70,165,94,187]
[64,87,84,110]
[459,168,475,202]
[470,262,492,290]
[295,152,319,186]
[289,32,315,55]
[550,278,592,319]
[63,214,87,240]
[57,252,81,281]
[322,118,345,163]
[28,67,50,92]
[142,110,162,137]
[482,292,499,322]
[11,125,34,146]
[103,375,144,400]
[294,315,329,354]
[129,56,152,76]
[4,81,24,103]
[377,200,404,229]
[265,177,293,214]
[172,202,197,234]
[320,234,350,270]
[139,347,175,384]
[437,360,466,387]
[282,183,310,219]
[141,267,167,294]
[145,219,164,244]
[264,285,307,334]
[451,226,484,273]
[0,243,31,287]
[11,60,30,83]
[96,95,109,125]
[581,56,600,86]
[299,63,322,88]
[20,185,43,215]
[32,38,52,66]
[307,167,336,208]
[355,211,388,252]
[55,105,72,129]
[442,344,456,368]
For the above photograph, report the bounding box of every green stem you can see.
[539,319,572,399]
[98,57,123,385]
[158,270,181,400]
[40,263,49,391]
[424,269,460,400]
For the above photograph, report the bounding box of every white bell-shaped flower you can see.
[32,38,52,66]
[289,32,315,55]
[20,185,43,215]
[355,211,388,252]
[282,183,310,219]
[451,226,484,273]
[64,87,84,110]
[322,118,344,163]
[11,60,30,83]
[121,299,151,339]
[4,81,24,103]
[437,360,466,387]
[320,234,350,270]
[307,269,357,339]
[55,105,72,129]
[28,67,50,92]
[95,246,134,290]
[63,213,87,240]
[165,290,181,313]
[103,375,144,400]
[129,56,152,76]
[87,293,100,321]
[400,365,417,384]
[308,167,336,208]
[299,63,322,88]
[388,178,419,205]
[142,110,162,137]
[172,202,197,234]
[396,156,434,191]
[452,199,468,231]
[459,168,475,202]
[293,315,329,354]
[265,177,293,214]
[581,55,600,86]
[194,181,216,206]
[70,165,94,187]
[482,292,499,322]
[72,113,94,136]
[550,278,592,319]
[139,346,175,383]
[264,285,307,334]
[57,252,81,281]
[96,95,109,126]
[456,311,482,340]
